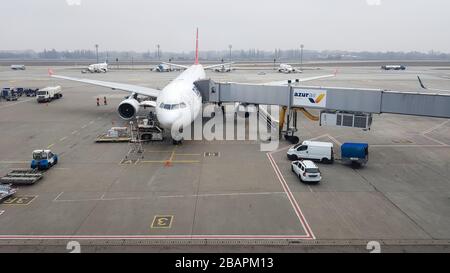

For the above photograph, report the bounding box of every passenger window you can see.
[159,103,165,109]
[164,104,171,110]
[297,145,307,151]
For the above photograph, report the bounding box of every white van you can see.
[287,141,334,163]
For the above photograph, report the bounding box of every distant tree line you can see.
[1,48,449,61]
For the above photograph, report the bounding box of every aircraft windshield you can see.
[37,91,47,95]
[159,102,187,110]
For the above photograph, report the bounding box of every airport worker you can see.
[96,97,100,106]
[104,96,107,105]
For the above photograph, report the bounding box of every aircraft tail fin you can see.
[194,28,199,65]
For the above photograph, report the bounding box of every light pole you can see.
[300,44,304,71]
[157,44,160,61]
[228,44,232,62]
[95,44,99,63]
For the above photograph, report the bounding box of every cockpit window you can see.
[160,102,188,110]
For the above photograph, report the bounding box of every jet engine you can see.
[118,98,140,119]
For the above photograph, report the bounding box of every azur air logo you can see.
[294,91,326,104]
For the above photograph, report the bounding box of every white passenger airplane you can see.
[278,63,302,74]
[50,29,336,144]
[84,62,108,73]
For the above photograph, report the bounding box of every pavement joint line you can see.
[0,98,34,109]
[52,191,287,203]
[140,160,200,164]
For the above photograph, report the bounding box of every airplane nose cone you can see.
[157,110,181,129]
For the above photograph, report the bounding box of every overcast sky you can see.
[1,0,449,53]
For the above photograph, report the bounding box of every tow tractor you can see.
[0,150,58,185]
[30,150,58,170]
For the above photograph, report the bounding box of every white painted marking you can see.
[0,210,4,216]
[53,192,64,202]
[59,136,68,141]
[71,130,78,135]
[421,133,447,146]
[267,152,315,239]
[81,125,87,129]
[370,144,449,148]
[160,191,286,199]
[422,120,449,135]
[326,134,342,146]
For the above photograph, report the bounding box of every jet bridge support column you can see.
[282,82,300,144]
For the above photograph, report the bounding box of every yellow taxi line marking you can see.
[0,161,28,164]
[47,144,54,149]
[71,130,78,135]
[175,153,201,156]
[168,147,177,162]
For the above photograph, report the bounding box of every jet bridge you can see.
[194,79,450,142]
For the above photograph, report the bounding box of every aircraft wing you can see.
[263,70,337,86]
[204,62,234,70]
[417,76,450,93]
[51,74,160,98]
[161,62,190,69]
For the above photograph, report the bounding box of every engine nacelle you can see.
[118,98,140,120]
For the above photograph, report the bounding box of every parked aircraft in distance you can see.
[278,63,302,73]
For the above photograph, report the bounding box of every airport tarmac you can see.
[0,65,449,252]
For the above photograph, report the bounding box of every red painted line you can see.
[266,152,315,239]
[0,235,312,240]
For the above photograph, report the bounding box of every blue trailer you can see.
[341,142,369,166]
